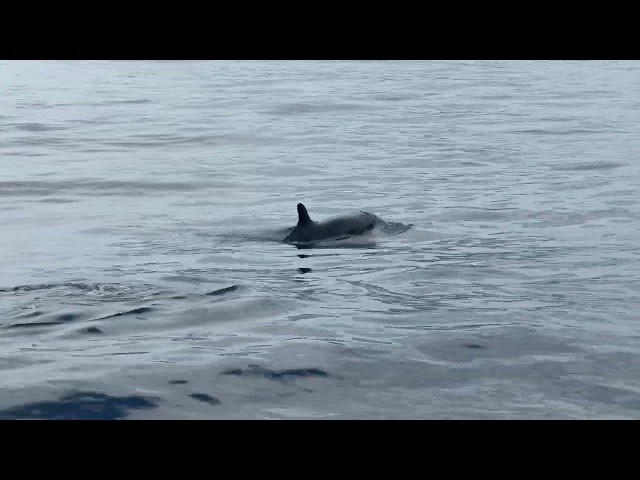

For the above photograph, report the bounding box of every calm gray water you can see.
[1,60,640,419]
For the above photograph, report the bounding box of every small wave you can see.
[0,180,201,198]
[8,311,109,330]
[512,128,599,136]
[551,162,626,171]
[92,307,154,322]
[8,321,66,329]
[0,282,158,301]
[376,218,413,236]
[206,285,239,296]
[99,99,152,105]
[264,101,376,116]
[292,236,378,250]
[0,282,98,293]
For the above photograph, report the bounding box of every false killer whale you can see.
[283,203,378,244]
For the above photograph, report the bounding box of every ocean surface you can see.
[1,60,640,419]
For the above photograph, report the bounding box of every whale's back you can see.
[320,212,377,237]
[283,207,377,244]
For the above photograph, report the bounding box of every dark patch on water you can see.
[223,365,329,383]
[57,313,80,323]
[101,99,152,105]
[463,344,488,350]
[206,285,239,296]
[298,254,311,258]
[189,393,221,406]
[0,391,159,420]
[13,122,67,132]
[171,334,206,342]
[38,198,76,203]
[298,268,313,274]
[85,327,104,334]
[169,380,189,385]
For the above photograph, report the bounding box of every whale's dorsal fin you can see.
[297,203,312,225]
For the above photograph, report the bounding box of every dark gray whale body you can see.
[283,203,378,244]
